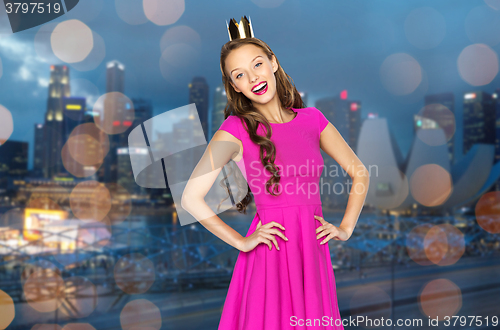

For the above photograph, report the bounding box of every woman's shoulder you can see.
[220,114,245,129]
[218,115,244,140]
[295,107,330,133]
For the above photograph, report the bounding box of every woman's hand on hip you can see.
[314,215,350,244]
[238,220,288,252]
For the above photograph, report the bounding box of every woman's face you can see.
[225,44,278,105]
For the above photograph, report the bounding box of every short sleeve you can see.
[315,107,330,134]
[218,115,242,140]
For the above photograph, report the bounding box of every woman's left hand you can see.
[314,215,351,244]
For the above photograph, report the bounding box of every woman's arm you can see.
[319,122,370,238]
[181,130,246,251]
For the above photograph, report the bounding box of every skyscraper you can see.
[99,60,133,184]
[98,95,134,183]
[493,88,500,165]
[463,91,495,156]
[189,77,209,141]
[33,123,44,177]
[0,140,28,192]
[492,89,500,191]
[59,97,94,179]
[62,97,86,142]
[117,98,152,196]
[106,60,125,93]
[43,65,70,179]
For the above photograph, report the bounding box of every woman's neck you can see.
[253,98,292,124]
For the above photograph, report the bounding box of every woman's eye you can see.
[235,63,261,79]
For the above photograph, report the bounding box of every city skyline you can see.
[4,60,500,174]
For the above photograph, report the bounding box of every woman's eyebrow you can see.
[230,55,263,74]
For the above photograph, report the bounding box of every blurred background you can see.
[0,0,500,329]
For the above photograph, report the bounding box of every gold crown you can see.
[226,16,254,41]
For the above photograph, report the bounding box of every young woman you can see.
[181,35,369,329]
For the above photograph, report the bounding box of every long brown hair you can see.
[218,38,305,214]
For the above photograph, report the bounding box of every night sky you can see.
[0,0,499,170]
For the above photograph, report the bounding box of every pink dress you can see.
[217,107,345,329]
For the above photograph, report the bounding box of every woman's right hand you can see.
[238,220,288,252]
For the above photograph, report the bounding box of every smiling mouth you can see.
[252,82,268,94]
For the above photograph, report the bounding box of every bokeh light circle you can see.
[160,25,201,54]
[68,122,110,164]
[160,25,201,52]
[51,20,94,63]
[475,191,500,233]
[426,224,465,266]
[120,299,162,330]
[0,104,13,144]
[457,43,499,86]
[419,279,462,319]
[465,5,500,46]
[380,53,422,95]
[415,103,456,146]
[114,253,156,294]
[0,289,15,329]
[143,0,184,26]
[159,25,201,70]
[404,7,446,49]
[115,0,149,25]
[92,92,135,135]
[410,164,452,207]
[70,180,111,222]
